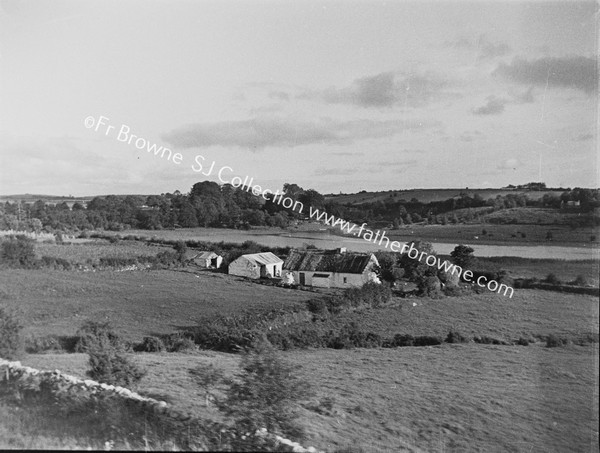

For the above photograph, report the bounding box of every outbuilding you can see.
[228,252,283,279]
[184,250,223,269]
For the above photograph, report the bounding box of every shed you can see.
[228,252,283,279]
[183,250,223,269]
[283,248,380,288]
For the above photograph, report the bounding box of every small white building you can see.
[228,252,283,279]
[184,250,223,269]
[283,248,380,288]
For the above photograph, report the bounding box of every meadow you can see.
[0,268,314,341]
[19,343,598,453]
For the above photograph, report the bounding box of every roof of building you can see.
[183,250,220,261]
[283,249,375,274]
[238,252,283,266]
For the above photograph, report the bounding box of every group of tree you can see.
[1,182,599,234]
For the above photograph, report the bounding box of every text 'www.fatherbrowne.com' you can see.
[307,206,514,298]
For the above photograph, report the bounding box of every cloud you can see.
[574,133,593,141]
[300,71,448,108]
[473,96,506,115]
[313,168,360,176]
[447,35,511,60]
[497,158,521,170]
[268,91,290,101]
[494,56,597,94]
[162,117,438,149]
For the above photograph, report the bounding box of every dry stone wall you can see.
[0,358,322,453]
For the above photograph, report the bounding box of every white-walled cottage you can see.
[183,250,223,269]
[228,252,283,279]
[283,248,380,288]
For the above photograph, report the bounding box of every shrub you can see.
[138,336,165,352]
[86,332,145,387]
[516,337,530,346]
[413,335,443,346]
[387,334,415,347]
[0,235,37,268]
[572,275,589,286]
[74,321,126,352]
[219,340,311,440]
[25,335,64,353]
[306,298,327,315]
[544,273,561,285]
[0,306,23,359]
[445,330,468,344]
[189,363,224,407]
[473,336,507,345]
[545,334,568,348]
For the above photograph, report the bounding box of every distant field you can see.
[34,240,173,263]
[326,290,598,342]
[21,343,598,453]
[386,222,599,246]
[327,188,566,205]
[0,269,314,341]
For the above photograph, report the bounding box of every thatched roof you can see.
[283,249,375,274]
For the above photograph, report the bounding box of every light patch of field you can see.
[330,290,598,342]
[21,343,598,453]
[0,269,314,341]
[35,240,173,263]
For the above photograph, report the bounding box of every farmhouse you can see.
[283,248,380,288]
[183,250,223,269]
[228,252,283,279]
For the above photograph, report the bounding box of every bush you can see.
[544,273,561,285]
[137,336,165,352]
[0,306,23,359]
[473,336,507,345]
[74,321,127,353]
[306,298,327,315]
[516,337,530,346]
[24,335,64,353]
[219,340,311,440]
[572,275,589,286]
[445,330,469,344]
[545,334,568,348]
[0,235,37,268]
[413,335,443,346]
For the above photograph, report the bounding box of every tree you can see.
[450,245,475,269]
[373,251,404,284]
[189,364,224,407]
[220,340,311,439]
[0,306,23,359]
[1,235,37,268]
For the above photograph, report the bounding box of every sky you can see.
[0,0,597,196]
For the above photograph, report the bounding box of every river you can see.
[161,228,599,260]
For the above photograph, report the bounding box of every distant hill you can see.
[325,188,566,205]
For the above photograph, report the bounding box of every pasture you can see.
[21,343,598,453]
[0,269,313,341]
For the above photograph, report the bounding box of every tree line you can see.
[1,181,598,233]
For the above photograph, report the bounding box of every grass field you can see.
[20,343,599,453]
[0,269,314,341]
[326,290,598,343]
[34,240,173,264]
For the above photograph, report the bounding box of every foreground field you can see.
[0,269,314,341]
[21,343,598,453]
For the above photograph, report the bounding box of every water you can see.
[174,229,599,260]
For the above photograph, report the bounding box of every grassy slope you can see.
[0,269,313,341]
[328,290,598,341]
[34,240,174,263]
[20,343,599,453]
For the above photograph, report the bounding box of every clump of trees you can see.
[0,306,23,359]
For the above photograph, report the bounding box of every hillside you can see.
[326,188,566,205]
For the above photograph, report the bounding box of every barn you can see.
[183,250,223,269]
[283,248,380,288]
[228,252,283,279]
